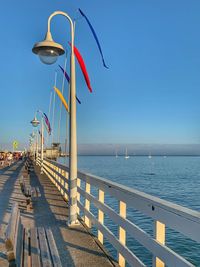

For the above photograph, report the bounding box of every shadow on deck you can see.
[0,160,117,267]
[0,161,26,266]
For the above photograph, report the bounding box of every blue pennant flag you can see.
[78,8,109,69]
[59,65,81,104]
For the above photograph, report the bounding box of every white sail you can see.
[125,148,130,159]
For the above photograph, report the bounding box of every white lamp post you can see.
[30,132,37,161]
[30,115,44,173]
[36,131,39,165]
[32,11,78,225]
[30,117,40,164]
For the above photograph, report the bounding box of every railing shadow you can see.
[0,161,25,218]
[30,163,113,267]
[29,164,75,267]
[0,161,19,175]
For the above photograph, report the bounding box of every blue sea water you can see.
[59,156,200,266]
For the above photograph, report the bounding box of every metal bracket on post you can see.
[68,177,79,226]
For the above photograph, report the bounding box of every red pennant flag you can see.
[69,43,92,93]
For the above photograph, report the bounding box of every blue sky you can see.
[1,0,200,149]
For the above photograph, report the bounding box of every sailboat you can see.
[125,148,130,159]
[115,149,118,158]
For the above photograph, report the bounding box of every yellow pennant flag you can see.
[54,87,69,112]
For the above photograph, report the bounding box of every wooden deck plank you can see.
[45,228,62,267]
[37,227,52,267]
[15,218,23,267]
[5,203,19,252]
[23,228,31,267]
[30,228,41,267]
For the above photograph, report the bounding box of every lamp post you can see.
[30,115,44,172]
[36,131,39,164]
[30,132,36,161]
[29,138,33,154]
[32,11,78,225]
[30,117,40,163]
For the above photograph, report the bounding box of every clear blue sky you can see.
[1,0,200,149]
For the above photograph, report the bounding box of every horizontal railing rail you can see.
[36,157,200,267]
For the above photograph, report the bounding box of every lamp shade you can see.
[30,117,40,127]
[32,32,65,65]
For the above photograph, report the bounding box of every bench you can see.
[24,159,30,170]
[5,203,62,267]
[19,177,41,209]
[24,159,34,174]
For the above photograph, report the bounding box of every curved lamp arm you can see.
[33,110,44,124]
[36,110,44,118]
[47,11,74,52]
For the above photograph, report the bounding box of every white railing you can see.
[36,154,41,166]
[37,157,200,267]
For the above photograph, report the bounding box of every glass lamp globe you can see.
[30,117,40,127]
[32,32,65,65]
[38,49,59,65]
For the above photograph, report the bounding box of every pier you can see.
[1,1,200,266]
[0,157,199,266]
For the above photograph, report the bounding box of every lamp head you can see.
[32,32,65,65]
[30,116,40,127]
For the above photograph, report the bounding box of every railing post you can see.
[65,170,69,201]
[57,166,61,191]
[98,189,104,244]
[54,165,57,186]
[77,178,81,215]
[48,162,52,182]
[153,221,165,267]
[58,167,62,194]
[84,182,91,228]
[37,154,41,166]
[51,164,54,183]
[61,169,65,196]
[118,201,126,267]
[52,164,55,183]
[40,119,44,174]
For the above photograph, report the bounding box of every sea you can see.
[58,156,200,266]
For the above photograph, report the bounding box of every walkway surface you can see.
[0,160,117,267]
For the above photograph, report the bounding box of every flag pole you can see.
[57,53,68,144]
[51,71,57,159]
[46,91,52,147]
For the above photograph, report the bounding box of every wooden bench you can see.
[24,160,30,170]
[19,177,41,209]
[24,159,34,174]
[5,203,62,267]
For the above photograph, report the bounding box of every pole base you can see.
[67,219,80,227]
